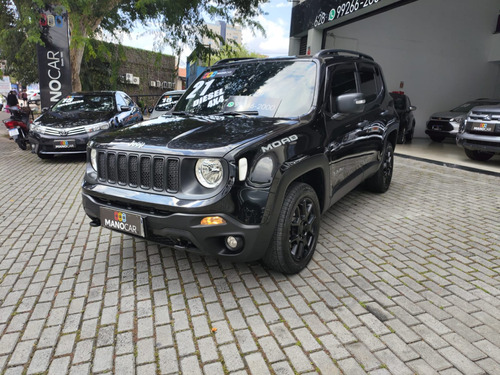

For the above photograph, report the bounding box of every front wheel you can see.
[263,182,320,274]
[365,143,394,193]
[405,123,415,143]
[464,149,494,161]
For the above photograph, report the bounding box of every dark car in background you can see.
[457,104,500,161]
[29,91,142,159]
[149,90,185,119]
[390,91,416,144]
[425,98,500,142]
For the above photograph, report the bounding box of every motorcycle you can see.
[3,109,31,150]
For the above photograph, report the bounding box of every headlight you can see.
[195,158,223,188]
[30,123,45,134]
[90,148,98,171]
[85,121,110,133]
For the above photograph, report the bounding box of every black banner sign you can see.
[36,6,72,109]
[290,0,407,37]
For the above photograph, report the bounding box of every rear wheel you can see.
[405,123,415,143]
[397,126,406,144]
[365,143,394,193]
[464,149,494,161]
[263,182,320,274]
[15,139,27,150]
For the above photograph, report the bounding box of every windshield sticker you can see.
[193,88,225,108]
[161,96,174,104]
[59,99,84,107]
[202,69,235,80]
[222,96,282,117]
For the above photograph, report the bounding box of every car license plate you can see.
[471,122,495,132]
[54,139,76,148]
[100,207,145,237]
[8,128,19,137]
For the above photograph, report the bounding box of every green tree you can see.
[0,0,267,90]
[200,43,267,66]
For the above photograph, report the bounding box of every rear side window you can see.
[358,63,383,103]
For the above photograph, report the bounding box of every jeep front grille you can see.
[97,151,180,193]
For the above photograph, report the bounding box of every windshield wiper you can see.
[216,111,259,117]
[171,111,195,117]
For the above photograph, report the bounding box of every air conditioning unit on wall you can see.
[150,81,156,87]
[125,73,133,83]
[132,76,140,85]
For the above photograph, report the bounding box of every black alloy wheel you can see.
[365,142,394,193]
[289,196,318,262]
[263,182,320,274]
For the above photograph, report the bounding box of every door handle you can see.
[380,109,390,116]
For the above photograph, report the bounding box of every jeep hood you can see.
[37,110,115,128]
[93,115,297,156]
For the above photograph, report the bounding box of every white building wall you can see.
[322,0,500,138]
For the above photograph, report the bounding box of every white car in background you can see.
[27,90,41,104]
[150,90,185,119]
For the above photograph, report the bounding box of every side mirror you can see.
[42,107,49,113]
[336,93,366,114]
[409,105,417,111]
[120,106,131,112]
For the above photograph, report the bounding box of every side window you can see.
[329,64,357,112]
[116,93,127,108]
[122,93,134,107]
[358,65,378,103]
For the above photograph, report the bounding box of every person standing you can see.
[6,90,19,112]
[21,89,28,106]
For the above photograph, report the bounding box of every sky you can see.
[118,0,293,66]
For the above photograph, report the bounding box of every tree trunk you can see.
[70,44,85,92]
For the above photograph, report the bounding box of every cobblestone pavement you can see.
[0,122,499,375]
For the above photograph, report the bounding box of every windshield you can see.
[451,101,500,113]
[175,60,317,117]
[155,94,182,112]
[52,94,115,113]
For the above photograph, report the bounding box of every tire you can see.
[397,126,406,144]
[405,124,415,143]
[429,135,445,142]
[464,149,494,161]
[365,142,394,193]
[263,182,320,274]
[15,139,27,150]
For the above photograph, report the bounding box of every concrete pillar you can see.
[307,28,323,55]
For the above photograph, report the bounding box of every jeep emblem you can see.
[129,141,145,148]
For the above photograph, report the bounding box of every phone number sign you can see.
[291,0,405,36]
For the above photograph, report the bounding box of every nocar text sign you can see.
[36,6,72,109]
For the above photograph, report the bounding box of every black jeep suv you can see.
[82,50,399,274]
[456,104,500,161]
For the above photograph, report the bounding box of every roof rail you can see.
[313,49,374,61]
[212,57,257,67]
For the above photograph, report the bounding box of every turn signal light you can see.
[200,216,226,226]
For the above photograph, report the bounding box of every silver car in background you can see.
[425,98,500,142]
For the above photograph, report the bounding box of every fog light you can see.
[200,216,226,226]
[225,236,243,251]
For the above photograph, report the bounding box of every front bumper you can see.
[456,132,500,154]
[29,131,96,155]
[81,188,271,262]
